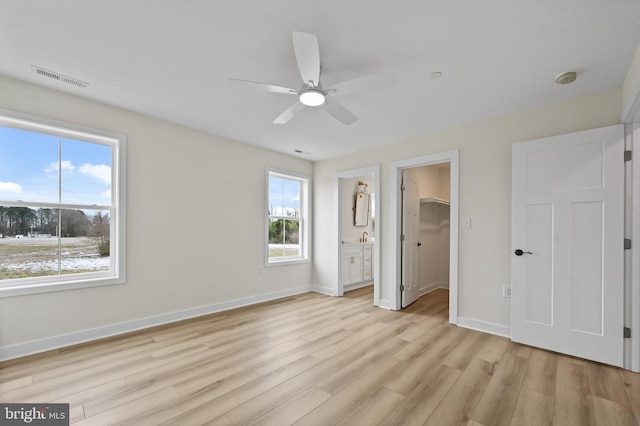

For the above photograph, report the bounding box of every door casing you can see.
[624,122,640,372]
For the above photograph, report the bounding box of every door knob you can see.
[417,242,422,247]
[514,249,533,256]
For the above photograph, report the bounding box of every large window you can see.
[0,110,125,297]
[267,170,309,264]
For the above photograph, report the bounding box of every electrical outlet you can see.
[503,286,512,298]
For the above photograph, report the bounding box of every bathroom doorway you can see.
[336,165,381,305]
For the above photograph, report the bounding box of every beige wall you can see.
[405,164,451,201]
[313,87,622,328]
[438,166,450,201]
[624,40,640,119]
[0,76,312,353]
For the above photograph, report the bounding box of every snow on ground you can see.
[4,256,110,272]
[1,237,109,273]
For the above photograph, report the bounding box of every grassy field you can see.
[0,237,109,280]
[268,245,301,258]
[0,244,56,254]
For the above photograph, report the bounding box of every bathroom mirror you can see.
[354,192,370,227]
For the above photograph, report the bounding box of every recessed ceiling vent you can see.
[31,65,89,88]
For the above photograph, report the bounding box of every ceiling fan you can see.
[229,31,394,125]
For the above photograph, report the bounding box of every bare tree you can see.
[90,212,110,256]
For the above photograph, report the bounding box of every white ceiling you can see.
[2,1,640,161]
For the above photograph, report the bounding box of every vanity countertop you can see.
[342,240,374,245]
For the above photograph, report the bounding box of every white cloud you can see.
[0,181,23,195]
[79,163,111,184]
[44,160,75,174]
[271,206,299,217]
[101,189,111,199]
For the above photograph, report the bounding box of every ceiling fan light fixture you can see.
[299,89,325,106]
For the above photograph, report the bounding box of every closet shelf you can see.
[420,197,450,206]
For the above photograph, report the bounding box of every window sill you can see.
[266,258,310,267]
[0,275,125,298]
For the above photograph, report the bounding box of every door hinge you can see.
[401,183,406,191]
[400,284,405,291]
[400,234,405,242]
[624,327,631,338]
[625,239,632,250]
[625,150,632,162]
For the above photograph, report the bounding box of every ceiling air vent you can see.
[32,65,88,88]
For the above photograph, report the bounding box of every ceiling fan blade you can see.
[323,99,358,125]
[292,32,320,87]
[273,101,306,124]
[326,74,396,97]
[229,78,297,95]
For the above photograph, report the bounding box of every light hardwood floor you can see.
[1,287,639,425]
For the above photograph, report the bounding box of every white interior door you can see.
[511,124,625,367]
[402,172,420,308]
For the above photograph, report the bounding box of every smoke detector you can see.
[555,71,577,85]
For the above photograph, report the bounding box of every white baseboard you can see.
[0,285,313,362]
[419,281,449,296]
[378,299,393,310]
[419,282,439,295]
[343,281,374,293]
[311,285,335,296]
[457,316,511,338]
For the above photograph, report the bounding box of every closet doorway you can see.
[402,164,451,308]
[391,150,459,323]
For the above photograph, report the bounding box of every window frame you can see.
[266,169,310,266]
[0,108,126,298]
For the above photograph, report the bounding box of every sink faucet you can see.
[361,231,368,243]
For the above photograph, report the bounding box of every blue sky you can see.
[269,175,300,217]
[0,126,112,206]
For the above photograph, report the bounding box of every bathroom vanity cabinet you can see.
[341,243,374,290]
